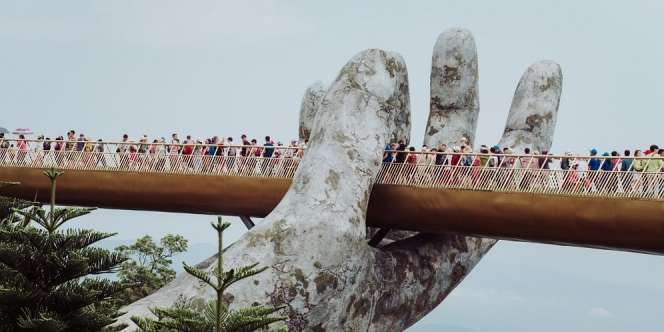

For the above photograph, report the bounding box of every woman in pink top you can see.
[16,134,28,165]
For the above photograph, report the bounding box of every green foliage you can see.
[115,234,189,305]
[0,168,128,332]
[0,182,38,327]
[131,217,287,332]
[0,181,38,226]
[132,299,285,332]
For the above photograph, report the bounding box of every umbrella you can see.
[0,127,8,134]
[12,128,34,135]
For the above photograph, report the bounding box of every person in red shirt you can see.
[562,163,580,192]
[406,146,417,164]
[448,146,462,185]
[252,139,262,157]
[404,147,417,184]
[182,135,195,169]
[182,135,194,155]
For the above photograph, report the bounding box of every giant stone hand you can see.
[118,28,562,331]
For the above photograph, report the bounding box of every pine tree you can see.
[131,217,287,332]
[0,181,37,225]
[0,168,128,331]
[0,181,38,328]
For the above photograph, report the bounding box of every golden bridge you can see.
[1,140,663,255]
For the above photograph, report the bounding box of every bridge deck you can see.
[1,166,663,255]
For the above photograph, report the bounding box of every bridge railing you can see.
[1,139,663,200]
[0,149,302,178]
[376,160,664,200]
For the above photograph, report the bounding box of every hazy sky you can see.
[2,1,664,331]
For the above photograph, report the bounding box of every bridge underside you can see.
[1,167,663,255]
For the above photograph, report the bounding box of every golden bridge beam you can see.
[1,166,663,255]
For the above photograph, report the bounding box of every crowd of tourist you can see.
[0,131,309,177]
[0,131,307,159]
[0,131,663,195]
[381,138,664,194]
[382,139,664,172]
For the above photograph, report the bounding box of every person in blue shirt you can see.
[588,148,601,171]
[598,152,618,193]
[586,148,602,192]
[383,143,395,163]
[601,152,614,171]
[206,137,218,156]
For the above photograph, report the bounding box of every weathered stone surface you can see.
[370,32,563,328]
[117,49,413,331]
[117,32,563,332]
[425,28,480,148]
[298,81,327,142]
[377,28,493,326]
[499,60,562,152]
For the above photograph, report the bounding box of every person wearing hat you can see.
[588,149,600,167]
[595,152,614,193]
[585,148,601,191]
[644,149,664,173]
[600,152,613,171]
[138,135,149,154]
[450,146,461,168]
[645,144,659,156]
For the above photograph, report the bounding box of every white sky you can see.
[2,1,664,331]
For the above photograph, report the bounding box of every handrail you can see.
[0,138,301,150]
[0,146,663,201]
[1,138,661,160]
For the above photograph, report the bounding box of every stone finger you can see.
[499,60,563,152]
[298,81,328,142]
[425,27,480,148]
